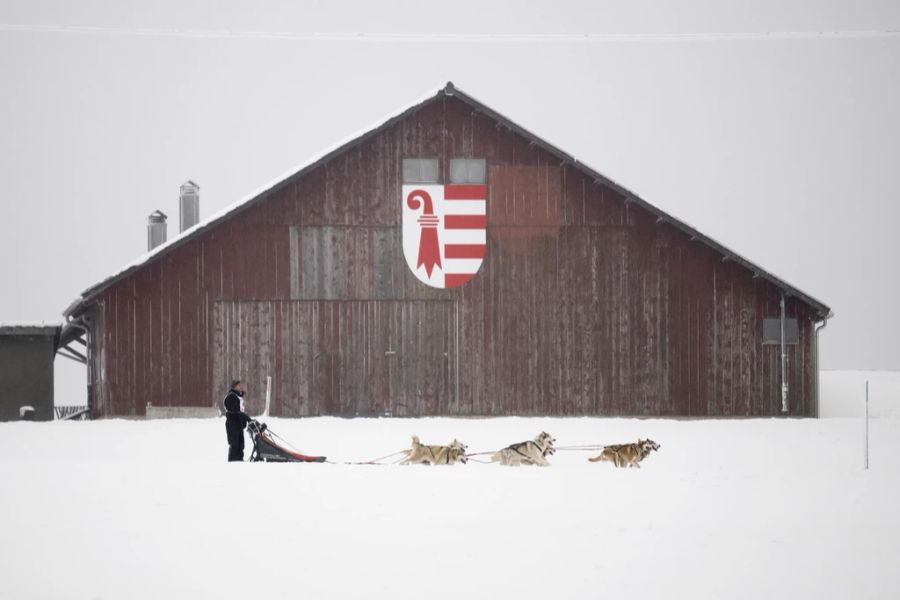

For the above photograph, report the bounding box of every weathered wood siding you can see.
[211,300,456,416]
[88,95,818,417]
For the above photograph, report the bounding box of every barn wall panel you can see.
[88,95,822,418]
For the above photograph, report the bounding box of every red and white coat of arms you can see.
[401,184,487,288]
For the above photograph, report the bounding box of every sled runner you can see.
[247,420,327,463]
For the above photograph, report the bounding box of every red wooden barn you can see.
[62,83,831,418]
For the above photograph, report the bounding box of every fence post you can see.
[265,376,272,417]
[864,380,869,470]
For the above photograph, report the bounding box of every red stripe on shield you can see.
[444,244,486,259]
[444,214,486,229]
[444,185,487,200]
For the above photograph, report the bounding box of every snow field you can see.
[1,416,898,599]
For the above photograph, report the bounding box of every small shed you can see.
[0,324,60,421]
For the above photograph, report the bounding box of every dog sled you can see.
[245,421,658,468]
[247,420,326,463]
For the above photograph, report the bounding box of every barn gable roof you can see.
[64,82,831,319]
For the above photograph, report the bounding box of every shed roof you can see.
[0,323,61,336]
[65,82,831,319]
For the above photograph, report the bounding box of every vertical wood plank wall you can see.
[89,96,819,417]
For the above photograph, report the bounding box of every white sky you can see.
[1,0,898,405]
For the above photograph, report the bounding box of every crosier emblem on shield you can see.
[401,184,487,288]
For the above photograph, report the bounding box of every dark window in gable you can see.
[449,158,486,184]
[403,158,439,184]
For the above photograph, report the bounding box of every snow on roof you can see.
[0,322,61,334]
[68,81,450,311]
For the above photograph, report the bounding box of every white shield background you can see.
[401,184,486,288]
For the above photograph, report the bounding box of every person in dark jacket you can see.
[224,380,251,462]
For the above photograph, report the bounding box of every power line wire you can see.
[1,24,899,42]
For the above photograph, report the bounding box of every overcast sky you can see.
[1,1,898,405]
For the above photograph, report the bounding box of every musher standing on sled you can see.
[224,379,251,462]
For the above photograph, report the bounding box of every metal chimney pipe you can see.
[179,181,200,233]
[147,210,168,251]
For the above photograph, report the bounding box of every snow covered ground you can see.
[1,415,899,599]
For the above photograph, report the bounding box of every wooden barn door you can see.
[212,301,286,415]
[382,301,457,416]
[213,300,457,417]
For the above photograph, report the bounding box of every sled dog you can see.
[402,436,468,465]
[491,431,557,466]
[588,439,660,468]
